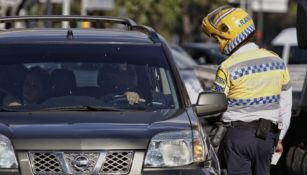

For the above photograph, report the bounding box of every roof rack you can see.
[131,25,160,43]
[0,15,136,26]
[0,15,161,43]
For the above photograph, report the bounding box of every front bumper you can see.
[0,151,212,175]
[142,166,211,175]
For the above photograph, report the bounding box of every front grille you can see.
[101,151,134,174]
[29,151,134,175]
[30,152,63,174]
[65,152,100,174]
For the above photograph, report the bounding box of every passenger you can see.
[202,6,292,175]
[0,65,27,98]
[98,63,145,105]
[0,64,27,106]
[22,67,52,105]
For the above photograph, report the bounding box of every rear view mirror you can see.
[194,92,227,116]
[297,1,307,49]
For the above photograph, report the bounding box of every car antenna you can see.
[67,29,74,40]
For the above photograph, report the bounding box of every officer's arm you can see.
[278,67,292,140]
[212,66,230,96]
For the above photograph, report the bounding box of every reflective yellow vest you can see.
[213,48,291,107]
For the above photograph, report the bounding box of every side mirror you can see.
[194,91,227,116]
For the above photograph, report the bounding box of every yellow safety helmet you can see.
[202,6,255,55]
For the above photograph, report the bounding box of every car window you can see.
[0,44,179,111]
[271,46,307,64]
[289,46,307,64]
[271,46,283,57]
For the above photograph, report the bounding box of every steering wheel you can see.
[107,94,147,107]
[0,88,23,107]
[108,95,129,105]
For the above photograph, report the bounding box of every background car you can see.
[171,45,217,93]
[178,42,224,90]
[181,42,227,65]
[171,48,203,104]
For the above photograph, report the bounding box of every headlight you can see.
[144,130,206,167]
[0,135,18,168]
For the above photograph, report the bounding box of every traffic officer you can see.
[201,6,292,175]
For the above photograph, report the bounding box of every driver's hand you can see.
[125,91,146,105]
[2,95,22,106]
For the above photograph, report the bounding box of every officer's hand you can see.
[125,91,146,105]
[275,140,283,153]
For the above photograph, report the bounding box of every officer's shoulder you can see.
[260,48,280,58]
[218,60,229,71]
[260,49,288,66]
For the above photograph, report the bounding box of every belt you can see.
[230,120,279,133]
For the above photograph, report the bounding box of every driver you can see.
[2,67,52,106]
[98,63,146,105]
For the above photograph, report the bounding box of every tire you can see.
[286,145,295,174]
[286,142,307,175]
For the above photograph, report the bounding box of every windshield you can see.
[0,44,179,111]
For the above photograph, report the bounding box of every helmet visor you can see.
[208,6,235,29]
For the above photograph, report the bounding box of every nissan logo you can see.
[73,156,89,171]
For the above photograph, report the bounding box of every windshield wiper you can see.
[40,105,123,112]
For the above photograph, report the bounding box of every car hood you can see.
[0,109,192,150]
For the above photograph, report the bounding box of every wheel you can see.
[108,95,129,105]
[286,142,307,175]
